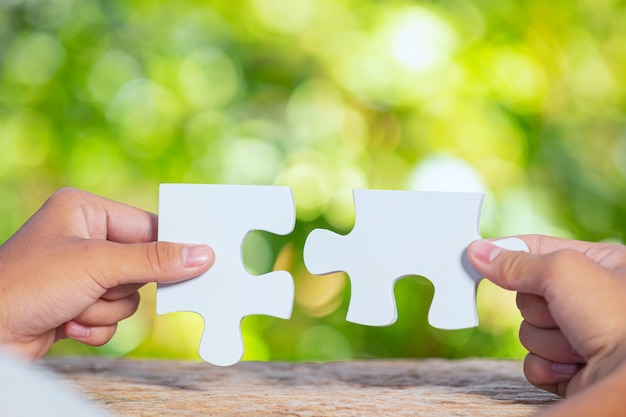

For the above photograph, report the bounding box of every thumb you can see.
[89,241,215,288]
[468,239,626,371]
[467,239,604,295]
[467,239,626,338]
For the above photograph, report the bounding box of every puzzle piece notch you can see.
[304,189,529,330]
[157,184,296,366]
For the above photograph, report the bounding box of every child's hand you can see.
[0,188,214,360]
[468,235,626,415]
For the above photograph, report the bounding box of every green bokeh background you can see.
[1,0,624,361]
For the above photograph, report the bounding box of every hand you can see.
[468,235,626,415]
[0,188,214,360]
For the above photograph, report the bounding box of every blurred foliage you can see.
[1,0,625,362]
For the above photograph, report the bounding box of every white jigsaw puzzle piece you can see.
[157,184,296,366]
[303,190,529,330]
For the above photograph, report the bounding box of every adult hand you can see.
[0,188,214,360]
[468,235,626,416]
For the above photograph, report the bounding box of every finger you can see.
[103,283,143,301]
[468,239,626,359]
[64,321,117,346]
[72,292,140,326]
[55,326,67,342]
[45,188,159,243]
[468,239,612,295]
[523,353,578,397]
[512,234,598,255]
[519,320,584,363]
[81,189,159,243]
[102,200,158,243]
[507,235,626,269]
[82,240,214,288]
[516,293,557,328]
[540,363,626,411]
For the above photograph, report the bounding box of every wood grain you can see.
[42,357,560,416]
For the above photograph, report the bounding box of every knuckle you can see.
[496,253,526,288]
[518,321,533,350]
[522,354,538,381]
[522,353,546,388]
[46,187,81,206]
[145,241,178,274]
[127,292,141,316]
[78,241,116,289]
[516,292,531,311]
[43,188,90,215]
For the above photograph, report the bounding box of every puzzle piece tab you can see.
[303,190,528,330]
[157,184,295,366]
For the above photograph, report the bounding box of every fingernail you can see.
[66,321,90,339]
[182,244,213,268]
[552,362,580,376]
[471,239,504,263]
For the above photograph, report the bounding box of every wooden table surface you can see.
[42,357,560,416]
